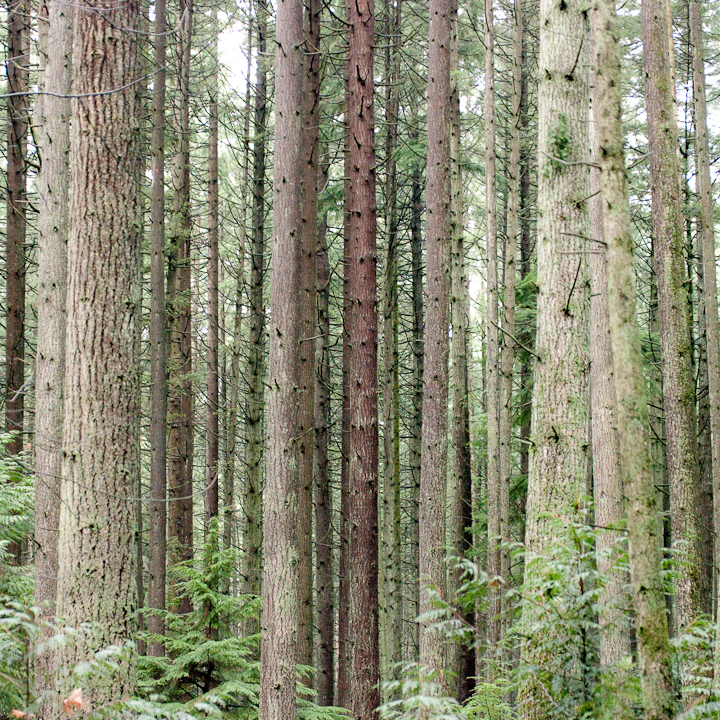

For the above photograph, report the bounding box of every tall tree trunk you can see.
[519,0,590,711]
[344,0,380,714]
[5,0,29,468]
[314,158,333,706]
[381,0,402,686]
[449,0,474,699]
[590,0,676,713]
[420,0,451,680]
[258,0,304,715]
[689,0,720,637]
[167,0,194,616]
[34,0,71,695]
[148,0,168,655]
[642,0,702,632]
[296,0,322,673]
[245,0,268,613]
[484,0,502,670]
[588,64,631,666]
[205,23,220,533]
[56,0,141,701]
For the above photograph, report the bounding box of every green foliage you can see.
[463,678,514,720]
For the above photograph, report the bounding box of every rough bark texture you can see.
[420,0,451,680]
[296,0,322,673]
[344,0,380,714]
[244,0,268,614]
[148,0,168,654]
[519,0,590,711]
[56,0,141,703]
[314,159,333,706]
[34,0,71,696]
[591,0,675,713]
[167,0,194,616]
[5,0,29,466]
[642,0,702,631]
[588,70,630,666]
[484,0,502,669]
[258,0,304,717]
[689,0,720,638]
[381,0,402,687]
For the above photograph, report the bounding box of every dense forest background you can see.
[1,0,720,717]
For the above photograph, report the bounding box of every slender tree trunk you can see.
[448,0,474,699]
[34,0,71,696]
[588,66,631,666]
[258,0,304,715]
[344,0,380,713]
[590,0,676,714]
[245,0,268,612]
[642,0,702,631]
[314,158,334,706]
[519,0,590,712]
[205,23,220,532]
[148,0,168,655]
[296,0,322,673]
[689,0,720,639]
[5,0,29,469]
[167,0,194,616]
[381,0,402,687]
[420,0,451,680]
[484,0,502,671]
[56,0,141,701]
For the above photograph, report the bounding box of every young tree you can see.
[35,0,72,692]
[344,0,380,712]
[55,0,141,702]
[420,0,451,679]
[258,0,304,717]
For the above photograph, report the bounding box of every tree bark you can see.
[642,0,702,631]
[34,0,71,696]
[420,0,451,680]
[258,0,305,716]
[344,0,380,714]
[56,0,141,702]
[590,0,676,713]
[148,0,168,655]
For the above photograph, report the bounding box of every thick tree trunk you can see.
[519,0,590,712]
[244,0,268,613]
[590,0,675,714]
[148,0,168,655]
[258,0,304,715]
[167,0,194,616]
[34,0,71,696]
[344,0,380,714]
[56,0,141,702]
[642,0,702,631]
[420,0,451,680]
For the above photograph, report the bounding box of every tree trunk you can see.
[56,0,141,701]
[344,0,380,713]
[296,0,322,673]
[590,0,675,713]
[244,0,268,614]
[314,158,333,706]
[258,0,304,715]
[642,0,702,632]
[148,0,168,655]
[167,0,194,616]
[34,0,71,695]
[519,0,590,712]
[420,0,451,680]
